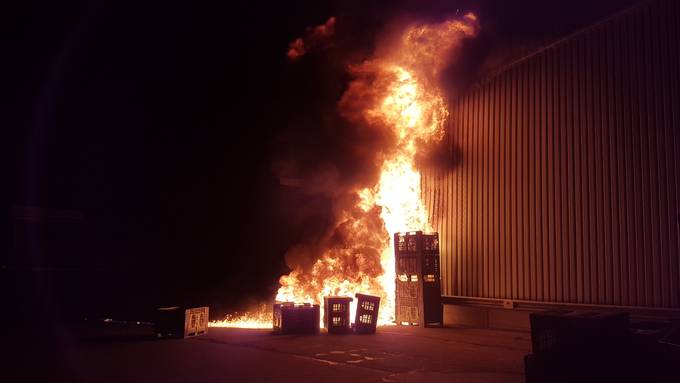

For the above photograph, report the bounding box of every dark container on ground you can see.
[324,296,353,334]
[273,302,320,334]
[524,312,680,383]
[529,310,629,355]
[154,306,209,338]
[523,352,628,383]
[354,293,380,334]
[394,231,442,327]
[628,320,680,381]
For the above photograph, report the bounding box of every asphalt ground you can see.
[6,324,530,383]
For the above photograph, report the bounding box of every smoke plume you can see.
[287,17,336,60]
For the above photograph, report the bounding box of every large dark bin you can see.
[155,306,209,339]
[529,310,629,355]
[273,302,320,334]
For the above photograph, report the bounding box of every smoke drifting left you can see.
[287,17,336,60]
[273,19,396,273]
[272,62,393,272]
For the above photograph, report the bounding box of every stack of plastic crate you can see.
[394,231,442,327]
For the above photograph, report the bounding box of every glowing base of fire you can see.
[209,320,272,329]
[209,302,397,329]
[209,308,273,329]
[209,320,396,329]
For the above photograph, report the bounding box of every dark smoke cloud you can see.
[287,17,336,60]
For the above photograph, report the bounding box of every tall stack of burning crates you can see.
[394,231,443,327]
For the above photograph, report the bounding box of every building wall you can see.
[424,0,680,310]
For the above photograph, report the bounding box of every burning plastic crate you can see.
[354,293,380,334]
[324,296,353,334]
[395,231,443,327]
[155,306,209,338]
[273,302,320,334]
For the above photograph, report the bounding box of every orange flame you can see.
[212,13,479,329]
[210,304,272,329]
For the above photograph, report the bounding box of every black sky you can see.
[8,0,639,320]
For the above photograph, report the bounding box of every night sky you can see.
[8,0,638,322]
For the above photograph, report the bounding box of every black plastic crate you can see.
[629,320,680,381]
[273,302,320,334]
[525,349,661,383]
[524,352,601,383]
[394,231,442,327]
[529,310,629,355]
[354,293,380,334]
[154,306,209,339]
[324,296,352,334]
[527,318,678,383]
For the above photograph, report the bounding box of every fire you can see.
[211,13,478,329]
[210,304,272,329]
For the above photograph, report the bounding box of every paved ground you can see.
[8,324,530,382]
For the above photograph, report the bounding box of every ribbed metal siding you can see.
[424,0,680,308]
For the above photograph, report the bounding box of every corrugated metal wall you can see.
[423,0,680,309]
